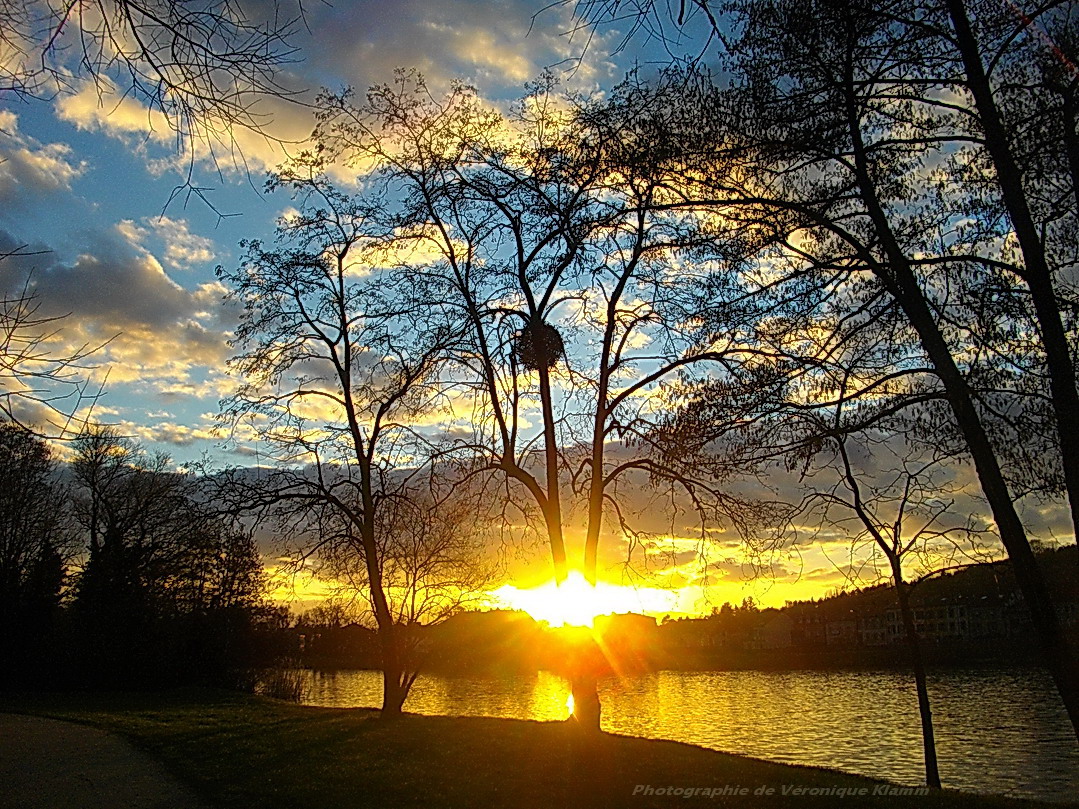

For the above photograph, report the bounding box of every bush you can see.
[252,664,310,703]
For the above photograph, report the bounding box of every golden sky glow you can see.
[264,552,907,621]
[488,570,685,627]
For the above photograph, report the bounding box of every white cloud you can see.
[46,0,619,186]
[0,111,87,201]
[53,77,317,179]
[308,0,617,95]
[119,216,216,270]
[0,225,234,404]
[55,80,174,144]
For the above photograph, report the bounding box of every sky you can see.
[0,0,1069,617]
[0,0,632,457]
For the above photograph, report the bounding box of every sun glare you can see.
[489,570,681,627]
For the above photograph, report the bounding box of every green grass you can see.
[1,690,1070,809]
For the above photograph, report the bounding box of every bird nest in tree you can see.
[514,320,565,371]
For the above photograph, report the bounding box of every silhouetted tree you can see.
[314,485,497,691]
[718,0,1079,744]
[311,72,782,731]
[71,425,270,686]
[0,420,73,685]
[787,381,999,787]
[216,165,460,718]
[565,0,1079,744]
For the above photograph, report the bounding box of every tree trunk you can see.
[536,362,568,583]
[569,673,602,733]
[380,670,408,720]
[565,628,603,734]
[377,622,409,719]
[887,263,1079,746]
[891,562,941,789]
[944,0,1079,557]
[842,64,1079,745]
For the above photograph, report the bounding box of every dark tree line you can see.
[0,421,281,690]
[0,421,69,684]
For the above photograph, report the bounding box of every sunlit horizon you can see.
[487,570,686,627]
[265,560,856,621]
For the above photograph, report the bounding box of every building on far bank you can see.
[747,612,793,650]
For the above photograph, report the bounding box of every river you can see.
[302,666,1079,803]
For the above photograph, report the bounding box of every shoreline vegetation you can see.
[2,690,1074,809]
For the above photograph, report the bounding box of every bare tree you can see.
[70,424,272,686]
[216,161,460,717]
[72,425,210,608]
[312,72,781,731]
[787,372,998,788]
[556,0,1079,744]
[314,484,497,690]
[0,420,74,654]
[720,0,1079,744]
[1,247,104,434]
[314,73,595,586]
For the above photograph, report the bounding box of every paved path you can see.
[0,713,207,809]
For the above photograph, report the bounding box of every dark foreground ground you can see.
[1,691,1074,809]
[0,712,205,809]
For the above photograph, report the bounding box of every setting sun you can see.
[488,570,682,627]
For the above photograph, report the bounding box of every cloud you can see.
[0,225,234,406]
[307,0,617,95]
[802,563,886,587]
[45,1,620,189]
[124,417,221,448]
[55,81,174,145]
[119,216,216,270]
[0,110,87,202]
[53,76,317,179]
[56,81,315,179]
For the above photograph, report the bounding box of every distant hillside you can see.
[656,543,1079,670]
[783,543,1078,614]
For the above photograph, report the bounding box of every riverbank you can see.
[1,690,1073,809]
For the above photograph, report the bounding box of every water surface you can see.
[304,667,1079,802]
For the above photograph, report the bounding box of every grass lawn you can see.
[1,690,1070,809]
